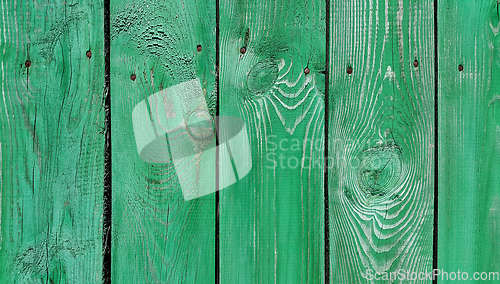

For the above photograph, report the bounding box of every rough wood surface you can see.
[110,0,216,282]
[4,1,500,283]
[219,0,326,283]
[328,1,434,282]
[438,0,500,279]
[0,0,105,282]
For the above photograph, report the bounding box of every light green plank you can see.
[110,0,216,282]
[219,0,325,282]
[0,0,104,282]
[329,1,434,282]
[438,1,500,282]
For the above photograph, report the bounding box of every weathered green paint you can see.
[3,1,500,283]
[0,0,105,283]
[219,0,325,283]
[438,1,500,281]
[328,1,435,282]
[110,0,216,282]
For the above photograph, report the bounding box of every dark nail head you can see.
[86,50,92,59]
[413,60,419,67]
[197,45,202,52]
[25,60,31,68]
[458,64,464,72]
[347,67,353,74]
[130,74,136,81]
[304,67,310,74]
[240,47,246,54]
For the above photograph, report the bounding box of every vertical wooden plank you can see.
[219,0,326,283]
[438,1,500,280]
[110,0,216,282]
[329,0,434,282]
[0,0,104,282]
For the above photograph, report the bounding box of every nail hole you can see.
[240,47,246,54]
[197,45,202,52]
[304,67,310,75]
[130,74,136,81]
[25,60,31,68]
[346,66,353,74]
[86,50,92,59]
[413,60,419,67]
[458,64,464,72]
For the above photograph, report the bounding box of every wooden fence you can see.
[1,0,499,283]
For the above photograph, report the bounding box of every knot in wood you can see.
[247,59,279,95]
[357,143,403,199]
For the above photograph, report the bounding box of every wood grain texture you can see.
[0,0,105,282]
[110,0,216,282]
[328,1,434,282]
[438,1,500,280]
[219,0,325,283]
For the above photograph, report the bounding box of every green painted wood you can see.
[219,1,325,283]
[328,1,435,282]
[0,0,105,282]
[110,0,216,282]
[438,1,500,282]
